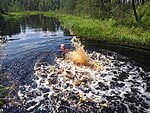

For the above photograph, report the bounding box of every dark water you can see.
[0,15,69,81]
[0,15,150,113]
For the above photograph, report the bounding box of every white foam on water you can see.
[17,51,150,112]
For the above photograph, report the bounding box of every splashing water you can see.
[66,37,89,65]
[16,37,150,113]
[66,37,102,71]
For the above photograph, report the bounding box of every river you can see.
[0,15,150,113]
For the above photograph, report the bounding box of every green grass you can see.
[5,11,150,48]
[3,11,41,20]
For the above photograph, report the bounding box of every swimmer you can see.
[60,44,69,56]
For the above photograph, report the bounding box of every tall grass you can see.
[7,11,150,48]
[47,12,150,47]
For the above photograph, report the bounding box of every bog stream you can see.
[0,15,150,113]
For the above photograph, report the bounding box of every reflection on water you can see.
[0,15,70,60]
[0,14,61,37]
[0,15,150,113]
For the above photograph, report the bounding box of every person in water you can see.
[60,44,69,57]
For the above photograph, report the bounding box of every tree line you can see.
[0,0,150,23]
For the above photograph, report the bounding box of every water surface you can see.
[0,15,150,113]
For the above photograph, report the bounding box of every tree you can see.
[132,0,139,21]
[61,0,76,14]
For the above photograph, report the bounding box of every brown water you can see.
[66,37,102,70]
[0,15,150,113]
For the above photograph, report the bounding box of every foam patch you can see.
[17,51,150,113]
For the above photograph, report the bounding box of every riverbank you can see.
[3,11,150,49]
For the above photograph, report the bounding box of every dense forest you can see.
[0,0,150,25]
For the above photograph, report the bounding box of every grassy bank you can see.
[4,11,150,48]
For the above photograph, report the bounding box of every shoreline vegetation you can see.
[2,11,150,49]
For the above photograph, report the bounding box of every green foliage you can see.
[61,0,76,14]
[137,1,150,29]
[0,0,150,48]
[15,11,149,48]
[0,0,61,12]
[0,0,150,25]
